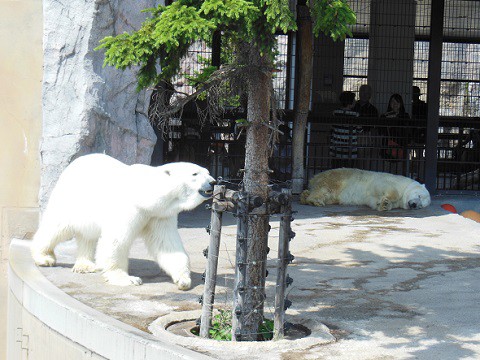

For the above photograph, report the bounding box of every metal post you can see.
[424,0,445,194]
[200,185,225,338]
[231,191,249,341]
[274,188,293,340]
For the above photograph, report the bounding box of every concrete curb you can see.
[8,239,213,360]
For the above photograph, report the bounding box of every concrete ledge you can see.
[7,239,212,360]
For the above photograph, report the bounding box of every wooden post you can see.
[274,188,293,340]
[231,191,249,341]
[200,185,225,338]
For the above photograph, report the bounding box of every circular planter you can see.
[149,310,335,357]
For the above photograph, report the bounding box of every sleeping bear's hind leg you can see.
[143,218,191,290]
[304,187,333,207]
[299,190,310,205]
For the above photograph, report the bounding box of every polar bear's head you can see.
[403,182,431,210]
[161,162,216,211]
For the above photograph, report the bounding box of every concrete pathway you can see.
[38,195,480,359]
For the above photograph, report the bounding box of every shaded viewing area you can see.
[150,0,480,194]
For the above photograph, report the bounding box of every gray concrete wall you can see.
[368,0,416,114]
[8,292,107,360]
[312,34,346,113]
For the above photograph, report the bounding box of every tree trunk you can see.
[291,4,313,194]
[235,46,272,341]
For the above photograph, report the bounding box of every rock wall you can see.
[40,0,158,210]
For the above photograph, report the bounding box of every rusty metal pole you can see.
[274,188,293,340]
[200,185,225,338]
[231,191,249,341]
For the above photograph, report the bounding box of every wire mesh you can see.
[150,0,480,193]
[342,0,480,118]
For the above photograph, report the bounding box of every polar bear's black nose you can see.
[209,180,217,186]
[408,201,417,209]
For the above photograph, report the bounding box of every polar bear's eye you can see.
[193,172,199,176]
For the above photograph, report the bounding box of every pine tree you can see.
[96,0,355,341]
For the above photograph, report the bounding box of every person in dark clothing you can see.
[353,84,379,118]
[412,86,428,119]
[380,93,410,161]
[411,86,427,143]
[351,84,378,162]
[382,93,410,120]
[330,91,361,168]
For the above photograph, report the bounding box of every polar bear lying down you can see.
[300,168,431,211]
[31,154,215,288]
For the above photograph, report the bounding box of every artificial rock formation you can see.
[40,0,157,210]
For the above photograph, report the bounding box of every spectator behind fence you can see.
[330,91,361,169]
[382,93,410,120]
[380,93,410,161]
[353,84,379,118]
[412,86,428,119]
[411,86,427,144]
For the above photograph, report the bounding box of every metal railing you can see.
[162,115,479,193]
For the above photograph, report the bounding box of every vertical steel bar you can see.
[274,188,292,340]
[231,191,249,341]
[424,0,445,194]
[199,185,225,338]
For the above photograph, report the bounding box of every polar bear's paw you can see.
[378,197,392,211]
[72,259,97,273]
[32,252,57,267]
[103,270,143,286]
[174,273,192,291]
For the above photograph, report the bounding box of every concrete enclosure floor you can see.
[18,196,480,359]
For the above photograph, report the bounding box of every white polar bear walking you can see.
[300,168,431,211]
[31,153,216,289]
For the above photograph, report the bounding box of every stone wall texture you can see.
[41,0,158,209]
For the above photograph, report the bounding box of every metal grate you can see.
[274,34,290,110]
[152,1,480,193]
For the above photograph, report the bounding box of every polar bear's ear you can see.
[165,170,171,176]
